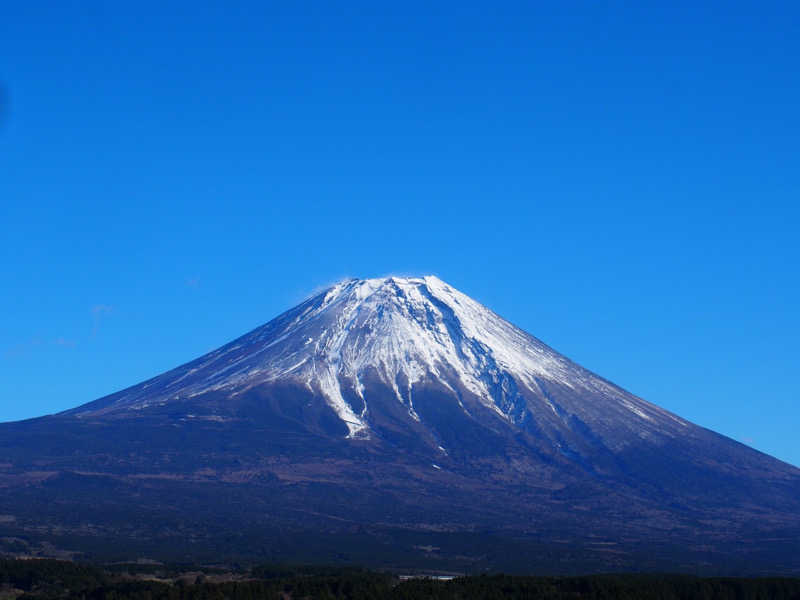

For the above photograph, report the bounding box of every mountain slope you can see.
[1,276,798,573]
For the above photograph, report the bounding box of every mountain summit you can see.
[2,276,799,573]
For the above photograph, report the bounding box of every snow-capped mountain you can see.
[72,276,685,444]
[2,276,799,573]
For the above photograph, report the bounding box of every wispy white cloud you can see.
[92,304,113,315]
[303,275,353,300]
[91,304,114,336]
[3,336,76,359]
[3,337,43,359]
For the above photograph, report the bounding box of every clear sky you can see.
[2,2,798,466]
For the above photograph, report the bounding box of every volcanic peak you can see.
[70,275,677,441]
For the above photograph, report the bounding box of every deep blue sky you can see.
[2,2,798,466]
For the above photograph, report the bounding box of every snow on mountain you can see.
[71,276,684,440]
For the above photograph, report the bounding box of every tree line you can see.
[2,559,800,600]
